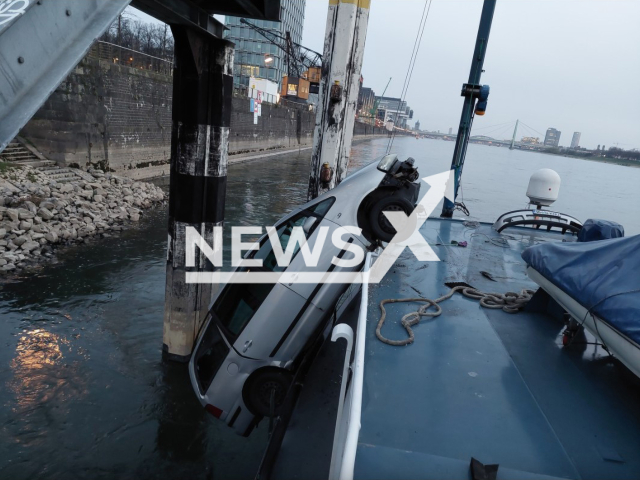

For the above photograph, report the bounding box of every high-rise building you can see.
[570,132,581,149]
[357,86,376,117]
[224,0,306,88]
[415,120,421,131]
[375,97,413,128]
[448,127,452,135]
[544,128,561,147]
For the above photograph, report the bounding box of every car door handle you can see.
[243,340,253,353]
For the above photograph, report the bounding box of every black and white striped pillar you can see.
[163,26,233,361]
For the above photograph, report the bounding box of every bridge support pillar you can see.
[163,26,233,361]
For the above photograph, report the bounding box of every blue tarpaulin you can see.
[522,235,640,345]
[577,219,624,242]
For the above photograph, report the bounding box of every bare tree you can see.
[138,22,156,53]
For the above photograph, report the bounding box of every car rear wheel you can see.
[368,195,415,243]
[244,369,293,417]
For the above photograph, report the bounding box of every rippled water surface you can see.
[1,137,638,479]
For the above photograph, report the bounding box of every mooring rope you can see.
[376,286,536,346]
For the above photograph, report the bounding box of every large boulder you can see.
[21,241,39,252]
[6,209,19,222]
[19,220,32,231]
[18,208,35,220]
[13,236,28,247]
[37,207,54,220]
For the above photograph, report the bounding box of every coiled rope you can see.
[376,286,536,346]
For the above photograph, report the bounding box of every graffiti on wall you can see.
[0,0,29,27]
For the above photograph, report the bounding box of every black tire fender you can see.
[243,368,293,417]
[367,195,416,243]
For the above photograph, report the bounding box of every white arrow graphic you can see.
[369,169,456,283]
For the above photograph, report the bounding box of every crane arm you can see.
[239,18,322,73]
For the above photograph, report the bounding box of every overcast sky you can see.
[303,0,640,149]
[133,1,639,149]
[302,0,640,149]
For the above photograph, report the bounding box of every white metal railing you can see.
[233,84,317,113]
[247,87,278,105]
[329,252,373,480]
[234,84,278,105]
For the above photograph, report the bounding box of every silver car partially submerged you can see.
[188,154,420,435]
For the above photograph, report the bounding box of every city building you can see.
[357,86,376,117]
[521,136,540,145]
[571,132,581,149]
[375,96,413,129]
[224,0,306,88]
[448,127,453,135]
[414,120,421,131]
[544,128,561,147]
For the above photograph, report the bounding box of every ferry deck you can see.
[271,218,640,480]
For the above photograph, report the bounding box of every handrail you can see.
[328,323,354,480]
[329,252,372,480]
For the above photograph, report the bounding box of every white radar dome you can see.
[526,169,561,207]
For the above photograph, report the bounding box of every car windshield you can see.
[212,197,335,340]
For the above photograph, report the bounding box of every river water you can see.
[1,137,638,479]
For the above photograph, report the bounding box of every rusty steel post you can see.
[163,26,233,361]
[308,0,371,200]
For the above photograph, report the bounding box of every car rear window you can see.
[213,282,275,337]
[194,320,231,394]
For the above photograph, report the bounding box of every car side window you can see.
[309,197,335,217]
[250,197,335,273]
[212,197,336,340]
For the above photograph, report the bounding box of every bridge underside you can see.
[131,0,281,39]
[0,0,280,153]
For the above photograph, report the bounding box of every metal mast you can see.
[510,119,519,149]
[307,0,371,200]
[441,0,497,218]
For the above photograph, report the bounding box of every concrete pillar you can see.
[163,26,233,361]
[308,0,371,200]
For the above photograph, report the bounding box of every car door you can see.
[224,283,308,360]
[211,200,334,361]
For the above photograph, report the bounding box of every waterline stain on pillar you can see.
[163,26,233,361]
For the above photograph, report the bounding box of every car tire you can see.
[368,195,415,243]
[244,369,293,417]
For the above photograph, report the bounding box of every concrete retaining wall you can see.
[20,58,173,177]
[229,97,316,156]
[19,54,389,179]
[353,121,389,136]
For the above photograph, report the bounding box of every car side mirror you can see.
[303,216,317,235]
[377,154,398,173]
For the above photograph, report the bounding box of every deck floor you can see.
[355,219,640,480]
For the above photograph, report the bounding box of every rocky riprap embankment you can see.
[0,164,165,273]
